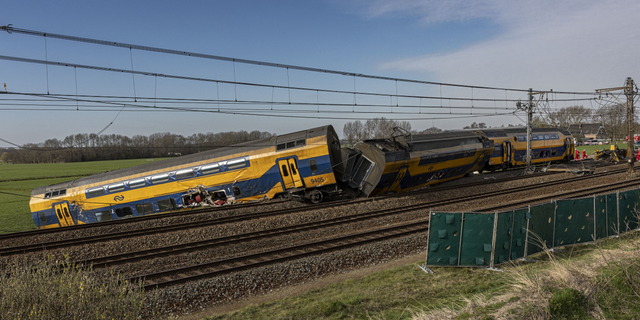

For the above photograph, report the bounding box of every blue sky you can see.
[1,0,639,146]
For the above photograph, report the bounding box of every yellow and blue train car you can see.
[481,128,575,171]
[29,125,344,229]
[349,130,495,197]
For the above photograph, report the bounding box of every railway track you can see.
[0,165,627,256]
[129,219,430,290]
[478,176,640,212]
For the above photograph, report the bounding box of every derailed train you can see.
[29,125,575,229]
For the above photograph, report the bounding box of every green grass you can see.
[207,262,509,320]
[0,158,166,181]
[0,159,166,233]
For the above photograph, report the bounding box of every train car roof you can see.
[363,130,483,144]
[479,127,572,135]
[32,125,335,195]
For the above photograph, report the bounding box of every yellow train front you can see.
[482,128,575,171]
[29,125,344,229]
[345,130,495,197]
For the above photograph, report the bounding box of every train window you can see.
[52,191,59,197]
[552,150,557,156]
[108,183,125,193]
[553,134,559,139]
[286,141,295,148]
[38,212,47,223]
[532,135,538,141]
[200,164,220,175]
[95,211,113,222]
[227,158,247,170]
[233,186,242,197]
[129,178,146,188]
[309,160,318,172]
[151,174,170,184]
[544,134,550,140]
[59,189,66,195]
[281,165,289,177]
[63,207,71,218]
[289,163,298,175]
[517,135,526,142]
[277,143,286,151]
[87,187,105,197]
[44,192,51,199]
[175,168,195,180]
[157,198,176,211]
[296,139,306,146]
[135,203,154,214]
[115,207,133,218]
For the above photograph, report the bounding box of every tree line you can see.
[0,130,274,164]
[535,104,635,140]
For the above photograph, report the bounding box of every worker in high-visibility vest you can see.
[575,149,580,160]
[582,149,587,160]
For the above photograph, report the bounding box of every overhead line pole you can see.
[596,77,636,176]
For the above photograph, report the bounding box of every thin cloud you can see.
[367,0,639,92]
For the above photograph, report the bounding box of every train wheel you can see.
[307,190,324,204]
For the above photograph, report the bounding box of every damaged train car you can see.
[30,125,350,229]
[29,125,496,229]
[344,128,494,197]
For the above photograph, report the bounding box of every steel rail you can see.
[477,177,640,212]
[133,220,430,290]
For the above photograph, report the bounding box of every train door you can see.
[278,158,304,190]
[388,167,408,193]
[565,138,573,158]
[53,202,76,227]
[502,142,512,163]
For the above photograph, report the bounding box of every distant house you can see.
[567,123,607,140]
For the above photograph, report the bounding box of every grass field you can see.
[0,158,166,234]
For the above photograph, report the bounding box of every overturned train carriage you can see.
[344,130,495,197]
[30,125,345,229]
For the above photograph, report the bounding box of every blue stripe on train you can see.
[34,154,335,227]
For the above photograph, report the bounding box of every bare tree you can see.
[592,103,626,140]
[545,105,592,128]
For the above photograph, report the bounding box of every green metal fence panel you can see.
[619,189,640,232]
[527,202,555,256]
[555,198,595,246]
[427,212,463,266]
[595,194,608,240]
[606,193,619,236]
[510,209,528,260]
[459,213,495,266]
[493,211,513,265]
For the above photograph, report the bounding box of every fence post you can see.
[617,191,621,236]
[524,205,531,257]
[457,212,465,266]
[425,210,433,265]
[508,209,515,261]
[552,199,557,247]
[593,194,597,241]
[489,211,499,268]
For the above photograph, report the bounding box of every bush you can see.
[0,258,148,319]
[548,287,589,320]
